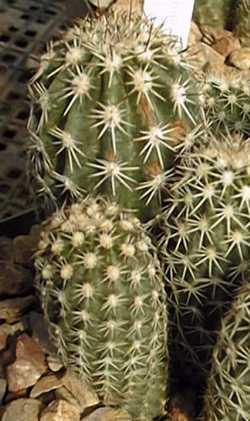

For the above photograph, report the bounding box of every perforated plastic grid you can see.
[0,0,84,220]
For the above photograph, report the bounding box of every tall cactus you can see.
[204,282,250,421]
[27,12,199,222]
[159,133,250,382]
[35,196,168,420]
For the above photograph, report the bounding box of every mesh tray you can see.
[0,0,87,222]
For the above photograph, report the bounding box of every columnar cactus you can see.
[35,196,168,420]
[28,12,199,221]
[234,0,250,47]
[204,282,250,421]
[159,134,250,378]
[199,73,250,138]
[193,0,234,28]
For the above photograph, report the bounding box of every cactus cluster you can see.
[199,73,250,138]
[234,0,250,46]
[27,12,199,221]
[159,134,250,375]
[204,282,250,421]
[35,196,168,421]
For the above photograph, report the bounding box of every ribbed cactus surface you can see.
[204,282,250,421]
[159,134,250,377]
[234,0,250,46]
[200,74,250,137]
[28,12,198,221]
[35,196,168,420]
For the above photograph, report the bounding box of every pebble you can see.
[0,322,24,351]
[47,355,63,372]
[7,334,47,392]
[30,374,64,398]
[62,369,99,411]
[1,398,42,421]
[40,399,81,421]
[0,264,33,297]
[81,407,131,421]
[0,295,35,323]
[229,48,250,70]
[213,34,240,58]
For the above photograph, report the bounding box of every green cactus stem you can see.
[204,281,250,421]
[28,12,199,221]
[35,196,168,421]
[199,73,250,138]
[159,133,250,383]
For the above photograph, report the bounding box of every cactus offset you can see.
[159,134,250,379]
[204,282,250,421]
[28,12,199,221]
[35,196,168,420]
[234,0,250,47]
[199,73,250,138]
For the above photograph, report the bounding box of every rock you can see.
[201,44,225,66]
[54,386,79,406]
[213,35,240,58]
[1,398,42,421]
[0,322,25,351]
[40,399,80,421]
[229,48,250,70]
[13,230,40,266]
[188,22,202,46]
[0,295,35,323]
[199,25,232,46]
[47,355,63,372]
[62,369,99,411]
[81,407,131,421]
[0,379,7,404]
[6,333,47,392]
[0,238,13,263]
[0,264,33,298]
[30,374,64,398]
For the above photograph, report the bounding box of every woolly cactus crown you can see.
[28,12,199,221]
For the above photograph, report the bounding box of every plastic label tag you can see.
[144,0,195,49]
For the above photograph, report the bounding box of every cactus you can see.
[193,0,234,28]
[234,0,250,47]
[159,134,250,381]
[204,281,250,421]
[35,196,168,420]
[199,73,250,138]
[27,12,199,222]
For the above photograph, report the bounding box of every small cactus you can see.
[234,0,250,47]
[159,134,250,380]
[28,12,199,221]
[204,281,250,421]
[35,196,168,421]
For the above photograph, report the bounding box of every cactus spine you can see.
[204,282,250,421]
[28,12,199,221]
[159,134,250,378]
[35,196,168,420]
[199,74,250,138]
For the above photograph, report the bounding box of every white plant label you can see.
[144,0,195,49]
